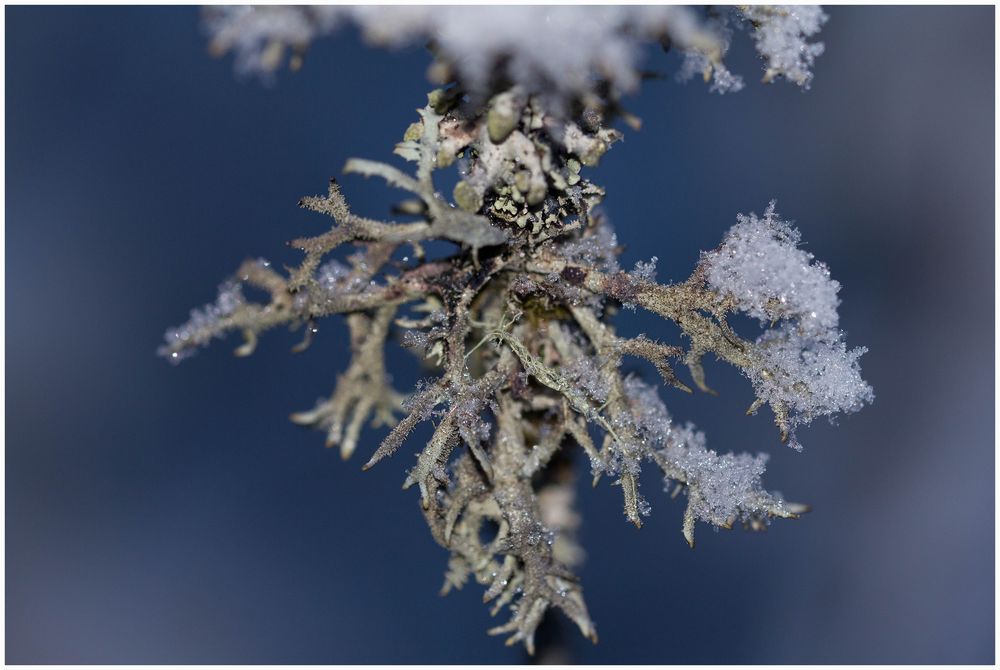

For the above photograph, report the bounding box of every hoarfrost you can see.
[702,201,841,333]
[205,6,826,101]
[316,259,352,293]
[620,374,783,527]
[631,257,659,284]
[158,280,246,363]
[205,6,343,76]
[622,374,674,447]
[562,354,611,405]
[676,12,745,93]
[401,329,431,354]
[702,202,873,445]
[554,220,620,274]
[454,395,493,450]
[741,6,828,88]
[662,424,776,528]
[752,324,874,431]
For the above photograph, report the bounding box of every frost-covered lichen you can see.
[205,5,828,99]
[741,5,828,87]
[702,201,841,332]
[751,324,873,448]
[164,5,866,655]
[160,279,247,363]
[700,201,873,447]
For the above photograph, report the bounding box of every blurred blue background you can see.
[6,6,994,664]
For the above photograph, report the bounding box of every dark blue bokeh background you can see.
[6,6,994,664]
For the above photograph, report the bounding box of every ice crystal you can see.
[401,329,432,354]
[742,5,828,87]
[658,421,775,527]
[622,374,676,445]
[316,258,351,293]
[621,374,787,530]
[558,330,611,404]
[752,324,874,439]
[553,220,620,274]
[205,5,826,105]
[631,257,659,284]
[703,201,841,333]
[205,5,343,76]
[158,280,245,363]
[676,11,746,93]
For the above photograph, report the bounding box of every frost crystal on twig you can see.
[163,5,867,653]
[158,280,246,363]
[702,201,841,332]
[700,201,873,446]
[751,324,873,448]
[741,5,828,87]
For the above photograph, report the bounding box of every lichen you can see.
[162,6,867,654]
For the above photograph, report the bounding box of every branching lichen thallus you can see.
[160,87,871,653]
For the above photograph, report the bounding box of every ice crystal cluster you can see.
[163,6,869,653]
[205,5,828,96]
[701,201,873,448]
